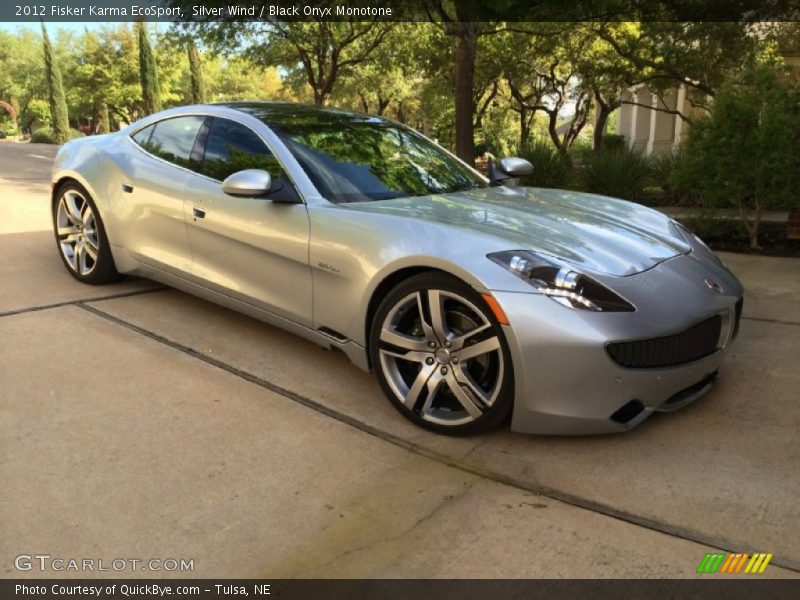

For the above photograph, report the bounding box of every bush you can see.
[647,148,693,206]
[579,145,651,202]
[30,128,55,143]
[515,140,574,189]
[30,127,84,144]
[672,65,800,248]
[601,134,626,152]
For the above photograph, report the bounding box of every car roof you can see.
[216,101,388,127]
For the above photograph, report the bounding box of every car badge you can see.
[704,277,723,293]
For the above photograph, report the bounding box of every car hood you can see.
[343,187,691,276]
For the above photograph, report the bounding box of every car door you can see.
[122,115,205,275]
[182,116,313,326]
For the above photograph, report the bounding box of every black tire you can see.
[52,181,121,285]
[369,272,514,436]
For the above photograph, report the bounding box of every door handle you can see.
[121,183,134,193]
[193,207,206,219]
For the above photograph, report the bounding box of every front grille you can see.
[607,315,722,369]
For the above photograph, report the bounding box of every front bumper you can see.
[493,254,743,435]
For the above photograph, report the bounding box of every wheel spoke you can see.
[57,225,79,237]
[404,363,436,408]
[83,241,98,261]
[449,322,492,351]
[379,348,428,364]
[84,233,99,250]
[444,371,483,418]
[455,336,501,361]
[75,244,86,273]
[453,364,491,407]
[59,233,80,245]
[419,370,445,416]
[80,202,93,228]
[426,289,449,343]
[414,292,437,341]
[65,193,83,225]
[380,326,430,353]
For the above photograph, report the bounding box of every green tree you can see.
[41,23,70,143]
[178,20,393,106]
[188,42,207,104]
[138,22,162,115]
[672,67,800,249]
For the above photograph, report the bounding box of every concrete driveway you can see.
[1,140,798,578]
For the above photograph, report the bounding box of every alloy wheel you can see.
[56,189,99,276]
[377,289,504,426]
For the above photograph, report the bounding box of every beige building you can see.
[618,50,800,156]
[616,84,706,156]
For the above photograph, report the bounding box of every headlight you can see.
[488,250,635,312]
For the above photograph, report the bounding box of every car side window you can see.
[201,118,280,182]
[131,124,154,147]
[132,116,205,170]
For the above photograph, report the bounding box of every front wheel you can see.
[52,182,120,284]
[369,272,514,436]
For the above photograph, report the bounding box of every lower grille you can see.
[607,315,722,369]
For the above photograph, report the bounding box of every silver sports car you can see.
[51,102,743,435]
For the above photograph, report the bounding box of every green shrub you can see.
[30,127,55,143]
[647,148,692,206]
[672,65,800,248]
[580,145,651,202]
[681,213,749,244]
[601,134,626,152]
[30,127,84,144]
[515,140,574,189]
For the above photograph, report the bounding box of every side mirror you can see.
[489,157,533,186]
[221,169,272,198]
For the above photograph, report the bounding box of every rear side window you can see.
[131,124,154,147]
[132,116,205,169]
[201,118,280,181]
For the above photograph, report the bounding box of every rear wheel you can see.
[52,182,120,284]
[369,272,514,436]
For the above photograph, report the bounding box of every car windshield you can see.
[271,120,486,203]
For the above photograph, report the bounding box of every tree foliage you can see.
[137,22,162,115]
[41,23,70,144]
[187,42,207,104]
[672,66,800,249]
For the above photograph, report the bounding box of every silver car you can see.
[51,102,744,435]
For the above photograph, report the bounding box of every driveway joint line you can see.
[74,301,800,575]
[741,316,800,326]
[0,286,166,318]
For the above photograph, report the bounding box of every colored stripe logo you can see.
[696,552,773,574]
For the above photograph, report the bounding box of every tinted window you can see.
[131,124,154,147]
[201,118,280,181]
[271,121,485,203]
[134,116,205,169]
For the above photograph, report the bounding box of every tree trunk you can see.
[547,112,565,153]
[313,87,329,106]
[594,104,610,153]
[98,102,110,134]
[519,108,531,148]
[453,23,476,165]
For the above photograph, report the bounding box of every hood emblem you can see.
[704,277,723,293]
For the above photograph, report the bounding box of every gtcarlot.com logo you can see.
[696,552,773,574]
[14,554,194,573]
